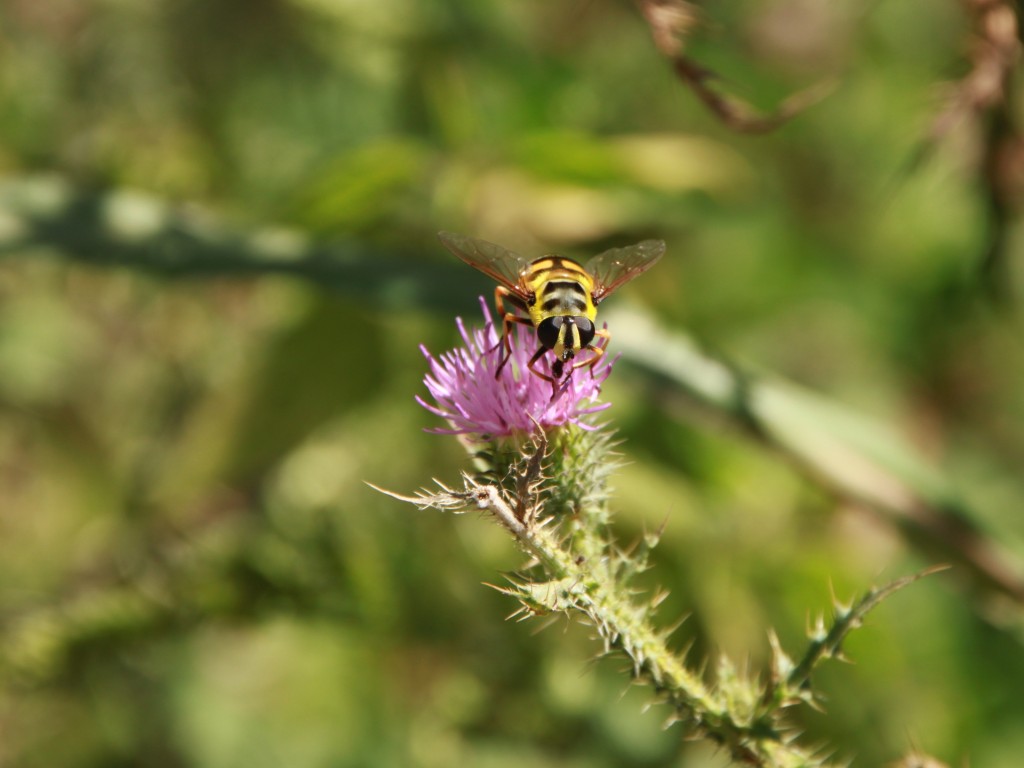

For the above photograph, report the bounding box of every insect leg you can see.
[526,346,559,391]
[494,313,533,377]
[575,328,610,378]
[492,285,535,378]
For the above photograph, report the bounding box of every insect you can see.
[438,231,665,388]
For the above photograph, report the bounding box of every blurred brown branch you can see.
[634,0,833,133]
[929,0,1019,146]
[918,0,1024,300]
[973,0,1024,300]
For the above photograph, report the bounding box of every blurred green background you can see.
[2,0,1024,765]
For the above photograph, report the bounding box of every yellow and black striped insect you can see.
[438,231,665,388]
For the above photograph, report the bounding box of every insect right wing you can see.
[437,231,532,298]
[586,239,666,304]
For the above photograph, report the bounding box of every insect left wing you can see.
[438,231,532,296]
[586,239,666,303]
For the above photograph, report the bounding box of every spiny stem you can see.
[378,477,829,767]
[786,566,949,692]
[381,386,941,768]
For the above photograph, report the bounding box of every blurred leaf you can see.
[288,138,435,235]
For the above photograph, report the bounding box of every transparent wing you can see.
[437,231,532,297]
[586,239,666,303]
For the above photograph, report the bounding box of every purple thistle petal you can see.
[418,297,615,438]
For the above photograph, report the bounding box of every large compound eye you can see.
[537,316,563,349]
[574,316,595,348]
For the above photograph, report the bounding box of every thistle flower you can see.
[417,297,613,439]
[388,294,929,768]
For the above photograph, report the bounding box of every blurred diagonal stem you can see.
[0,175,476,311]
[607,305,1024,611]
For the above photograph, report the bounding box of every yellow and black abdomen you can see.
[522,257,599,360]
[523,257,596,325]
